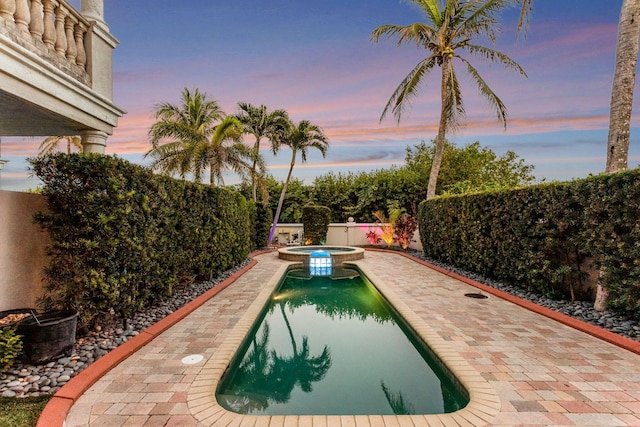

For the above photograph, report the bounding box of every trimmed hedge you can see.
[419,169,640,318]
[302,204,331,245]
[31,154,252,330]
[250,202,273,250]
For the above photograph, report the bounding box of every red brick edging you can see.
[35,250,274,427]
[366,248,640,356]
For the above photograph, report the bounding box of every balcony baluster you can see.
[64,14,76,61]
[74,21,86,67]
[53,4,66,56]
[42,0,55,50]
[0,0,16,22]
[28,0,44,40]
[14,0,29,34]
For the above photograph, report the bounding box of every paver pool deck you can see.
[47,250,640,426]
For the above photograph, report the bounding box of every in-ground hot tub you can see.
[278,245,364,263]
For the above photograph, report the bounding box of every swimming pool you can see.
[215,266,469,415]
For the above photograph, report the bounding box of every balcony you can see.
[0,0,124,153]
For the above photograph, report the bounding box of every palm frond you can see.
[466,44,527,77]
[380,55,439,123]
[459,56,509,127]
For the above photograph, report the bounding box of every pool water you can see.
[216,267,469,416]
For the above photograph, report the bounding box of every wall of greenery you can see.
[418,169,640,319]
[31,154,252,330]
[302,204,331,245]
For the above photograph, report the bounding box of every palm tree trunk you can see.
[267,152,296,245]
[251,139,260,202]
[597,0,640,311]
[279,304,298,356]
[426,59,451,200]
[606,0,640,173]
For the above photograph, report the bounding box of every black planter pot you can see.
[17,310,78,365]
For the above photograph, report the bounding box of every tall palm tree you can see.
[372,0,526,199]
[146,87,224,180]
[38,136,82,155]
[234,102,289,203]
[607,0,640,173]
[267,120,329,245]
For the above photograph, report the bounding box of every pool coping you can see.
[37,248,640,426]
[189,260,500,426]
[278,245,365,263]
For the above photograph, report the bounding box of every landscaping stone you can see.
[0,260,249,398]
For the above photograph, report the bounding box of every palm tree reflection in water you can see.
[217,269,469,415]
[219,304,332,414]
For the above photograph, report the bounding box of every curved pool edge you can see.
[191,258,500,426]
[278,245,365,262]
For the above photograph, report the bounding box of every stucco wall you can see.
[0,191,48,312]
[275,222,423,251]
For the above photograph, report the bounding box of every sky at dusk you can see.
[1,0,637,191]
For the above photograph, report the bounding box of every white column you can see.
[80,0,103,23]
[80,130,107,154]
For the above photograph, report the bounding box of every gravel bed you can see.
[2,252,639,399]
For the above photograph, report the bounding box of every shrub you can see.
[251,202,273,250]
[418,169,640,318]
[0,327,22,374]
[302,204,331,245]
[31,154,252,330]
[395,214,418,250]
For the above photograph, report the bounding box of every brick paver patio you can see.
[57,250,640,426]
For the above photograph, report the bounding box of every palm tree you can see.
[147,115,258,185]
[38,136,82,155]
[371,0,526,200]
[204,116,260,186]
[267,120,329,245]
[234,102,289,203]
[606,0,640,173]
[146,87,224,180]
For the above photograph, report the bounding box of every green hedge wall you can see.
[302,204,331,245]
[31,154,252,330]
[418,169,640,318]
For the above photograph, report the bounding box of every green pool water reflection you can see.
[216,266,469,415]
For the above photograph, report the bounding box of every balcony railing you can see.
[0,0,90,84]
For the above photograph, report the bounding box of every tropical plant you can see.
[372,204,404,247]
[267,120,329,244]
[235,102,289,203]
[38,136,82,155]
[365,229,380,245]
[394,213,418,250]
[146,87,223,181]
[371,0,527,199]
